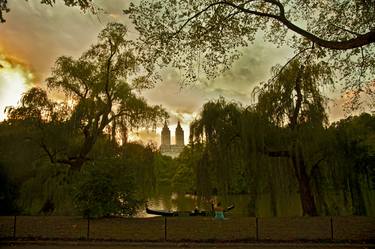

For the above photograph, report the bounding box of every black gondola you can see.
[146,204,234,217]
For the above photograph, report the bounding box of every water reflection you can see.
[137,190,304,217]
[138,192,256,217]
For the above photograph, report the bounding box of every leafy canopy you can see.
[255,59,333,128]
[74,158,142,217]
[0,0,93,23]
[127,0,375,99]
[6,23,168,171]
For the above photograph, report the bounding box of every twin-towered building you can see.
[160,121,185,157]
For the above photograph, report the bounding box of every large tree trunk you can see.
[349,172,367,215]
[291,150,318,216]
[311,166,329,215]
[269,176,278,216]
[266,147,318,216]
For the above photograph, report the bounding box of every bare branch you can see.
[270,44,314,83]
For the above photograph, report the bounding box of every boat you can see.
[145,207,177,216]
[146,204,235,217]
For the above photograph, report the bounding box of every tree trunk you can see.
[291,152,318,216]
[349,172,367,216]
[266,146,318,216]
[247,174,257,216]
[269,177,278,216]
[311,166,329,215]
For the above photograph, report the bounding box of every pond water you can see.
[137,191,303,217]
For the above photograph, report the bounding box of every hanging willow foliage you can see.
[188,59,374,216]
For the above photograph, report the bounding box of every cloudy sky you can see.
[0,0,348,145]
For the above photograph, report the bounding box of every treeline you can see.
[0,23,374,218]
[0,119,168,216]
[0,23,168,217]
[2,102,374,217]
[173,99,375,217]
[170,60,375,217]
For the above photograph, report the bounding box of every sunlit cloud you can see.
[1,0,361,146]
[0,54,35,120]
[129,129,161,146]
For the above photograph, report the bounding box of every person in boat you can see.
[192,206,200,215]
[213,201,225,220]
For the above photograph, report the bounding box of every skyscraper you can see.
[160,121,185,157]
[161,121,171,146]
[175,121,184,146]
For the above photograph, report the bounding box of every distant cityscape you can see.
[160,121,185,157]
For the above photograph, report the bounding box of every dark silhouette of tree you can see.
[254,59,333,216]
[0,0,9,23]
[327,113,375,215]
[189,59,334,216]
[6,23,168,171]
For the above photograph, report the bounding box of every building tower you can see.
[175,121,184,146]
[161,121,171,147]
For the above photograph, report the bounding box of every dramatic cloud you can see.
[0,0,351,142]
[0,54,35,120]
[1,1,128,81]
[143,43,294,130]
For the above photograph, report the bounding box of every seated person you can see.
[214,201,225,220]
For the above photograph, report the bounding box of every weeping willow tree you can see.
[254,58,333,216]
[190,58,334,216]
[190,98,245,197]
[189,100,374,216]
[325,113,375,216]
[238,107,294,216]
[189,98,295,216]
[6,23,168,171]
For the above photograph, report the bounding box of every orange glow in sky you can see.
[0,54,34,120]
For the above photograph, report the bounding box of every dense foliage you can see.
[1,96,374,216]
[0,1,374,217]
[73,158,142,217]
[0,0,94,23]
[179,59,374,216]
[6,23,167,171]
[0,117,164,216]
[0,23,167,216]
[128,0,375,107]
[186,96,375,216]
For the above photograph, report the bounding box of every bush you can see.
[0,163,19,214]
[73,159,143,217]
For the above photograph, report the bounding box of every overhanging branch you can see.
[172,0,375,50]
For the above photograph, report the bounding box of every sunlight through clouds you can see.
[0,55,34,120]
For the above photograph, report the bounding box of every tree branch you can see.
[264,147,290,158]
[329,22,361,36]
[196,10,242,38]
[309,157,325,178]
[270,44,314,83]
[40,140,56,164]
[172,0,375,50]
[289,65,304,130]
[172,0,269,37]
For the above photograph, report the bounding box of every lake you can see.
[138,191,303,217]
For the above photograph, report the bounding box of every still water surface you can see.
[137,192,302,217]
